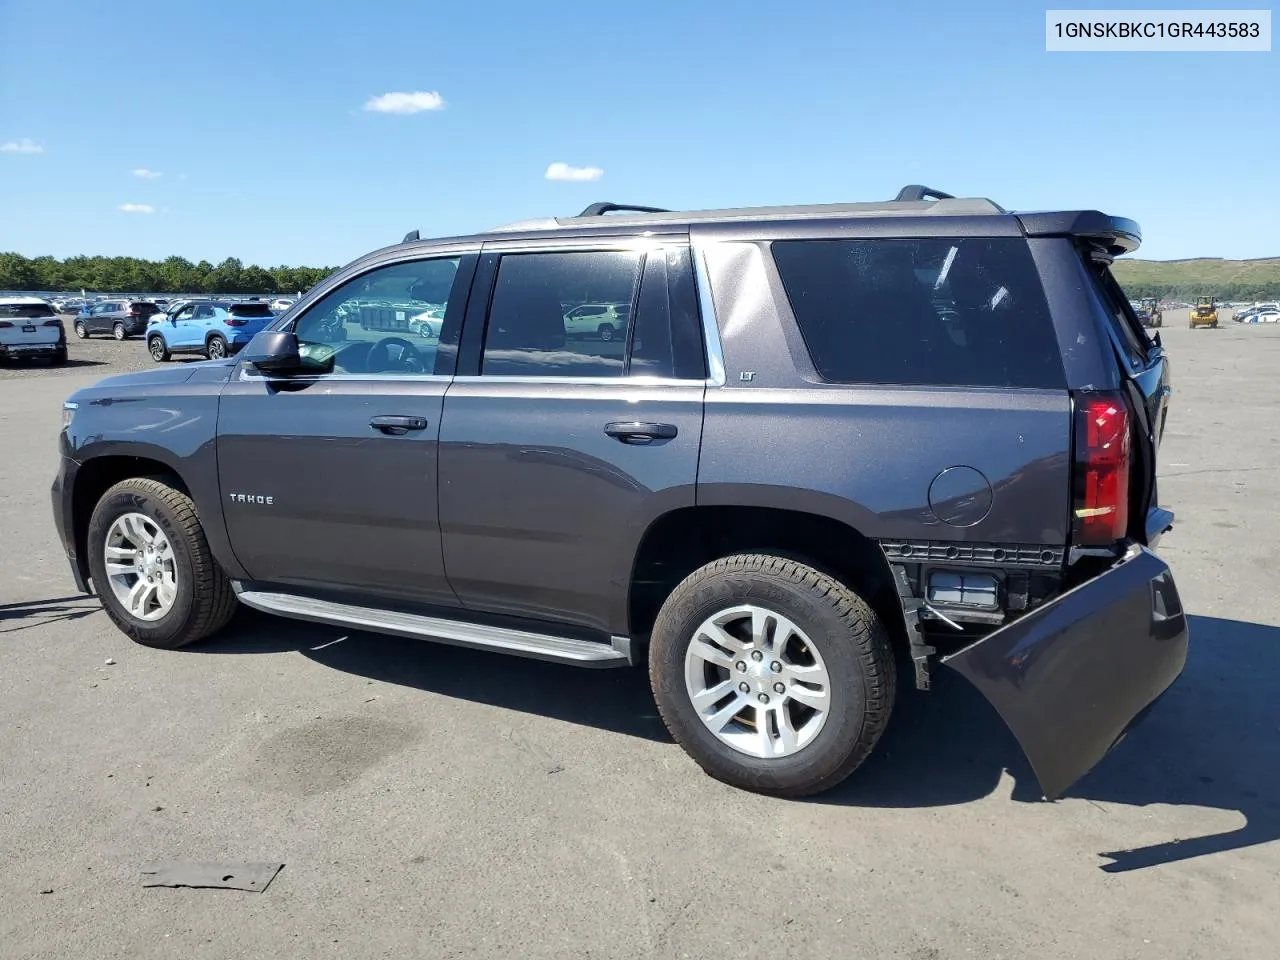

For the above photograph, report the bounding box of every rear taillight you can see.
[225,317,248,326]
[0,321,11,329]
[42,319,63,327]
[1072,392,1131,545]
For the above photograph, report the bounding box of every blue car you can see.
[146,300,275,362]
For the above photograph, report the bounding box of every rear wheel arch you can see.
[627,505,907,652]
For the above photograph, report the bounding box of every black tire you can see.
[86,477,239,649]
[112,322,127,341]
[148,336,170,362]
[598,323,615,342]
[74,321,89,339]
[205,335,227,360]
[649,554,896,798]
[50,347,68,366]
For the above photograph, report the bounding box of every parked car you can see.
[269,297,297,313]
[73,300,161,340]
[563,302,631,341]
[1234,301,1279,321]
[1242,308,1280,323]
[52,185,1186,801]
[0,297,67,364]
[145,300,276,361]
[407,307,445,339]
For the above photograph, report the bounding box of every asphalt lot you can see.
[2,310,1278,959]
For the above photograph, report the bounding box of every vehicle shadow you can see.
[195,607,670,742]
[2,358,107,370]
[822,614,1280,871]
[0,594,99,633]
[196,609,1279,870]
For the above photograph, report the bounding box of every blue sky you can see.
[1,0,1275,266]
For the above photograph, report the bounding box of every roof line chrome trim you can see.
[692,243,727,387]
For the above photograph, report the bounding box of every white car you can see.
[1244,309,1280,324]
[1234,302,1279,321]
[0,297,67,365]
[269,298,297,313]
[563,302,630,341]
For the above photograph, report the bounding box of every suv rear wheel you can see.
[86,477,238,649]
[649,554,896,797]
[205,335,227,360]
[112,322,126,341]
[598,323,615,342]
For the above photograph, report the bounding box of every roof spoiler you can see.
[1016,211,1141,256]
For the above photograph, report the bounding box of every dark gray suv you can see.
[51,186,1187,799]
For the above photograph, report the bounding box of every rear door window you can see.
[480,250,642,377]
[772,237,1066,389]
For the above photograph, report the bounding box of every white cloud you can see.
[118,203,155,214]
[363,91,446,114]
[1,138,44,154]
[132,168,162,179]
[545,162,603,182]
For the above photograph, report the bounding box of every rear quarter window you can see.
[772,237,1066,389]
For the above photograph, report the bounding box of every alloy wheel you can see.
[103,512,178,621]
[683,604,831,759]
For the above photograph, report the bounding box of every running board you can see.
[232,585,633,668]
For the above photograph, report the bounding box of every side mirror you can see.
[241,330,302,374]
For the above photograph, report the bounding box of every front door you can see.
[168,304,199,348]
[438,242,708,634]
[216,252,476,606]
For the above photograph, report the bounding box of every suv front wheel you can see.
[86,477,239,649]
[649,554,896,797]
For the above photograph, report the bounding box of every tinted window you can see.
[291,257,461,376]
[772,238,1066,389]
[0,303,55,319]
[482,251,642,377]
[229,303,273,318]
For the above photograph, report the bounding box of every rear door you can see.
[1080,251,1171,542]
[437,240,707,635]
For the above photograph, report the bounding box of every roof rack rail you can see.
[402,229,420,243]
[576,202,671,218]
[893,185,955,202]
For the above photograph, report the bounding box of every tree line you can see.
[0,252,338,295]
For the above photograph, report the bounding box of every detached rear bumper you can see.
[943,543,1188,800]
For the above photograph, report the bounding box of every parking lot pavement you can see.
[1,318,1277,960]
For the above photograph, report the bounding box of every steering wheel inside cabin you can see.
[366,336,426,373]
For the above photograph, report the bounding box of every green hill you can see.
[1111,257,1280,301]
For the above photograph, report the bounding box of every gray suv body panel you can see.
[51,193,1187,800]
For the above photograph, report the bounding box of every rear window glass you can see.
[130,302,158,311]
[0,303,55,319]
[229,303,273,317]
[772,237,1066,389]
